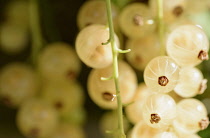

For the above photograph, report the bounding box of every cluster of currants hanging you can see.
[0,0,86,138]
[76,0,210,137]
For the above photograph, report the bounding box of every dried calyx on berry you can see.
[150,113,161,124]
[199,118,209,130]
[102,92,116,101]
[158,76,169,86]
[173,5,184,17]
[198,50,209,61]
[133,14,144,26]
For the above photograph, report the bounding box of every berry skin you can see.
[76,24,119,69]
[0,23,28,54]
[149,0,187,24]
[0,62,38,107]
[173,98,209,134]
[125,34,160,71]
[144,56,180,93]
[87,60,137,109]
[77,0,119,30]
[16,98,58,138]
[142,93,177,129]
[167,25,209,67]
[130,121,161,138]
[119,3,156,39]
[38,42,81,81]
[125,83,155,124]
[42,80,85,117]
[49,123,85,138]
[153,132,178,138]
[174,67,207,98]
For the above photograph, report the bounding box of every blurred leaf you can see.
[198,125,210,138]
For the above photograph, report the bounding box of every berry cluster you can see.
[0,1,86,138]
[0,0,210,137]
[0,42,86,138]
[76,0,210,137]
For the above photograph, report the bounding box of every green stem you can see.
[157,0,165,56]
[105,0,126,137]
[29,0,44,65]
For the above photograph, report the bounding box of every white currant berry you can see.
[38,42,81,81]
[50,123,85,138]
[144,56,180,93]
[149,0,187,23]
[0,62,38,107]
[119,3,155,39]
[153,132,178,138]
[174,67,207,98]
[167,25,209,67]
[142,93,177,129]
[125,83,155,124]
[42,80,84,117]
[173,98,209,134]
[0,23,28,54]
[4,0,29,27]
[16,98,58,138]
[130,121,161,138]
[76,24,119,68]
[125,34,160,71]
[77,0,119,30]
[179,133,201,138]
[87,60,137,109]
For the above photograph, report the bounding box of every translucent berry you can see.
[4,0,29,27]
[76,24,119,68]
[38,42,81,81]
[173,98,209,134]
[125,83,155,124]
[149,0,187,23]
[119,3,155,38]
[167,25,209,67]
[153,132,178,138]
[174,67,207,98]
[87,60,137,109]
[0,62,38,107]
[77,0,119,30]
[130,121,161,138]
[42,80,84,116]
[16,98,58,138]
[50,123,85,138]
[142,93,177,129]
[0,23,28,54]
[125,34,160,71]
[144,56,180,93]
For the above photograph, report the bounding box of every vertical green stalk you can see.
[157,0,165,56]
[105,0,126,137]
[29,0,44,65]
